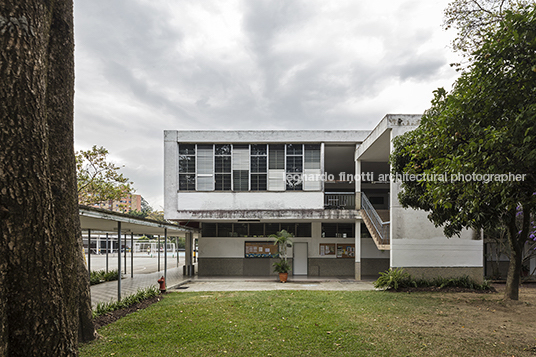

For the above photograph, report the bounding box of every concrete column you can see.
[131,232,134,278]
[117,222,121,301]
[87,229,91,276]
[184,232,194,276]
[164,228,168,282]
[355,221,361,280]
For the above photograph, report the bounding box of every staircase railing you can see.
[361,192,390,244]
[324,192,355,209]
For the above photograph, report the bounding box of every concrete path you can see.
[91,273,376,307]
[174,277,376,292]
[90,266,191,307]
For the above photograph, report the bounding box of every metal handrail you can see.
[361,192,390,243]
[324,192,355,209]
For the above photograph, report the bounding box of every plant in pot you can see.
[273,259,291,283]
[271,230,293,283]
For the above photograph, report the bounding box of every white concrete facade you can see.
[163,115,484,281]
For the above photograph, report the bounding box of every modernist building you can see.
[164,114,483,280]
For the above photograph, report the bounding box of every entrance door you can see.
[293,242,308,275]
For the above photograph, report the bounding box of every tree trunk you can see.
[504,207,530,300]
[44,0,96,343]
[0,0,92,354]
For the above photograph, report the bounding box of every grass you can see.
[80,289,536,356]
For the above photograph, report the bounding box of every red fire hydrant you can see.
[157,276,166,293]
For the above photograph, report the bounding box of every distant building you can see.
[163,114,483,281]
[91,193,142,213]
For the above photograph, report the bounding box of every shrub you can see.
[373,268,412,290]
[90,269,120,286]
[93,286,160,318]
[374,269,492,291]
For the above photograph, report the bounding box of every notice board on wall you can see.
[319,243,336,256]
[245,241,279,258]
[336,244,355,258]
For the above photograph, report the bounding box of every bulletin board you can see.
[319,243,336,256]
[336,244,355,259]
[245,241,279,258]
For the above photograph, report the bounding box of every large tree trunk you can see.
[504,207,530,300]
[1,0,94,354]
[44,0,96,343]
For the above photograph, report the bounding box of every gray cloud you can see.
[73,0,458,207]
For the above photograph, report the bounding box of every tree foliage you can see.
[391,6,536,300]
[444,0,533,56]
[76,145,133,205]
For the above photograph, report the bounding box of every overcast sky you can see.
[73,0,461,210]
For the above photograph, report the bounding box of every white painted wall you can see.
[177,192,324,211]
[389,125,483,268]
[391,238,482,267]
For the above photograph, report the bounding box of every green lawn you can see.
[80,289,536,356]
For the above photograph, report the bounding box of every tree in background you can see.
[391,5,536,300]
[444,0,533,56]
[1,0,95,354]
[76,145,134,206]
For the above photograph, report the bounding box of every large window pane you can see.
[322,223,337,237]
[217,223,233,237]
[202,223,217,237]
[233,170,249,191]
[269,145,285,170]
[265,223,280,236]
[251,174,267,191]
[305,144,321,169]
[234,223,248,237]
[179,174,195,190]
[280,223,296,236]
[249,223,264,237]
[296,223,312,237]
[215,174,231,190]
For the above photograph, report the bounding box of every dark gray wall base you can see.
[308,258,354,277]
[361,258,390,277]
[399,267,484,284]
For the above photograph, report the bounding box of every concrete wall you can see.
[177,192,324,211]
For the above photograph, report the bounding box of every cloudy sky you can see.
[73,0,461,210]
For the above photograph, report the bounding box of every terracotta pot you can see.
[279,272,288,283]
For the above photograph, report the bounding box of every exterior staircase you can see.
[360,193,390,250]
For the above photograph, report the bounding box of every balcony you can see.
[324,192,356,210]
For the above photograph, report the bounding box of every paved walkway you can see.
[91,272,376,306]
[175,276,376,292]
[90,266,192,307]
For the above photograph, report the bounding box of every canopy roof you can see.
[79,205,197,236]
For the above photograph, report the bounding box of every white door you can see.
[293,242,308,275]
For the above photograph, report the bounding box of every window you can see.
[178,144,195,190]
[322,223,355,238]
[296,223,312,237]
[233,145,249,191]
[202,223,217,237]
[286,144,303,190]
[251,144,267,190]
[215,144,231,190]
[269,145,285,170]
[304,144,321,169]
[197,145,214,191]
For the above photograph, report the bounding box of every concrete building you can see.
[164,114,483,280]
[92,193,142,213]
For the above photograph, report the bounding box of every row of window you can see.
[201,222,357,238]
[178,143,321,191]
[202,222,312,237]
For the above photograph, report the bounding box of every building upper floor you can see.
[164,130,370,219]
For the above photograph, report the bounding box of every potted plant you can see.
[273,260,291,283]
[271,230,293,283]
